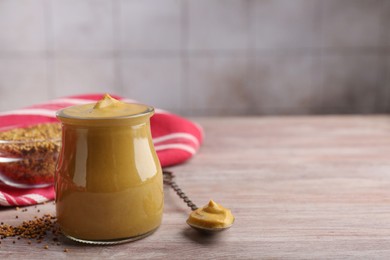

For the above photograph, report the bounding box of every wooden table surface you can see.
[1,116,390,259]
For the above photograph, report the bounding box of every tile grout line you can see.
[112,0,123,95]
[43,0,55,99]
[181,0,189,116]
[247,0,256,115]
[310,0,324,114]
[0,47,388,59]
[380,0,389,113]
[317,0,325,114]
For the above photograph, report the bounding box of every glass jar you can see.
[55,104,163,244]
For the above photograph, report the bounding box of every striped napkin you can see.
[0,94,203,206]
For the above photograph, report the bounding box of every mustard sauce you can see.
[60,94,148,119]
[187,200,234,229]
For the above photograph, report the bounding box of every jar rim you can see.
[56,103,154,126]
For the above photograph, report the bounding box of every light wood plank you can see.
[1,116,390,259]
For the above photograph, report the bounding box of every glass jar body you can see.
[55,119,163,244]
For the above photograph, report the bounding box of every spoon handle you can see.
[163,171,198,211]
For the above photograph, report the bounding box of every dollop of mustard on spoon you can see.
[186,200,234,231]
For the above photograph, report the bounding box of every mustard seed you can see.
[0,214,59,240]
[0,123,61,185]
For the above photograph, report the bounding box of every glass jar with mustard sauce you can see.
[55,94,163,244]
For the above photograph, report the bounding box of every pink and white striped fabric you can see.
[0,94,203,206]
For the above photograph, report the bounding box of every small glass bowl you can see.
[0,125,61,188]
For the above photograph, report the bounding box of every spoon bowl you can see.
[186,220,234,234]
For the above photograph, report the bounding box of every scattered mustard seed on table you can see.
[0,214,59,240]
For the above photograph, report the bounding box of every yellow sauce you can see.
[61,94,148,119]
[187,200,234,229]
[55,94,163,242]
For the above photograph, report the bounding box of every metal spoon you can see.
[163,171,234,233]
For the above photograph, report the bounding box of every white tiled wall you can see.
[51,0,114,53]
[187,54,250,115]
[320,54,384,113]
[253,0,320,50]
[0,0,46,53]
[254,54,319,114]
[0,0,388,115]
[188,0,249,51]
[321,0,384,49]
[121,56,182,111]
[0,58,48,111]
[120,0,182,51]
[52,58,117,96]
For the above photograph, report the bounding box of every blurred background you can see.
[0,0,388,116]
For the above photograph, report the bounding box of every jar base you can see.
[63,227,159,245]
